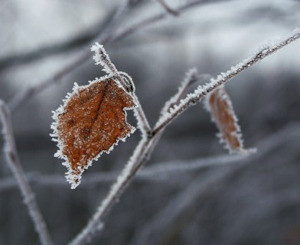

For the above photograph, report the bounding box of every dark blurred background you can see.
[0,0,300,244]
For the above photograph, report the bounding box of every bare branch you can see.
[109,0,221,42]
[2,121,300,194]
[68,137,152,245]
[67,65,214,245]
[0,2,130,71]
[8,0,130,111]
[131,122,300,245]
[155,0,179,16]
[91,43,151,135]
[0,153,249,192]
[9,0,215,111]
[67,29,300,245]
[153,29,300,135]
[132,167,236,245]
[0,100,54,245]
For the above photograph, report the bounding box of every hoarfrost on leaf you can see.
[51,45,137,189]
[204,85,249,154]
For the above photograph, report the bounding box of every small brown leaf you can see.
[205,85,245,153]
[51,77,136,188]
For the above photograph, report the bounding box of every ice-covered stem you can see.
[153,28,300,135]
[69,136,156,245]
[132,94,152,136]
[160,68,212,116]
[68,67,211,245]
[91,43,151,136]
[155,0,179,16]
[69,29,299,245]
[91,43,121,82]
[0,100,54,245]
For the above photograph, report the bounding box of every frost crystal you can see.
[51,45,137,189]
[204,85,247,153]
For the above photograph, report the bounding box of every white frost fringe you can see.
[50,46,137,189]
[155,28,300,131]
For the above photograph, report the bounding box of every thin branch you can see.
[153,29,300,135]
[67,66,213,245]
[9,0,214,112]
[160,69,212,115]
[68,137,152,245]
[155,0,179,16]
[91,43,151,135]
[2,120,299,194]
[8,0,130,111]
[108,0,216,42]
[0,100,54,245]
[0,19,107,72]
[0,153,249,192]
[132,167,236,245]
[0,2,131,72]
[67,29,300,245]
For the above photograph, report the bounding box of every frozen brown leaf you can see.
[205,85,245,153]
[51,77,137,188]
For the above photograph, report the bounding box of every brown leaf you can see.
[51,77,136,188]
[205,85,245,153]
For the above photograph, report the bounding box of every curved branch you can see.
[8,0,218,112]
[0,100,54,245]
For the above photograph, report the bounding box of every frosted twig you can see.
[91,43,151,135]
[160,69,212,115]
[155,0,179,16]
[68,67,211,245]
[153,29,300,135]
[9,0,211,111]
[68,30,299,244]
[69,137,152,245]
[0,100,54,245]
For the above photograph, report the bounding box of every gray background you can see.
[0,0,300,244]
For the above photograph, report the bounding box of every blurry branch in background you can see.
[0,0,299,243]
[68,29,299,245]
[152,29,300,135]
[2,119,300,192]
[155,0,179,16]
[107,0,215,42]
[133,167,237,245]
[0,8,117,72]
[0,0,136,72]
[8,0,218,111]
[0,100,54,245]
[0,153,248,192]
[7,0,132,111]
[131,122,300,245]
